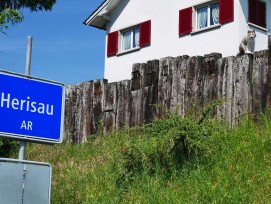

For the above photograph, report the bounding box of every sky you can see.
[0,0,106,85]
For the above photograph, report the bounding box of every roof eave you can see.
[84,0,120,30]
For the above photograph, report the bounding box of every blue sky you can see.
[0,0,106,85]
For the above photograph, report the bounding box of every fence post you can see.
[266,35,271,106]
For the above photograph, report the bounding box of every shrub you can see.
[0,138,18,158]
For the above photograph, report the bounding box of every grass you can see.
[19,108,271,203]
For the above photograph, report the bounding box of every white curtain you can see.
[197,6,208,29]
[211,3,219,25]
[122,31,131,51]
[133,28,140,47]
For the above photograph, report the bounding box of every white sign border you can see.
[0,69,65,144]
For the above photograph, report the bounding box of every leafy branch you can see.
[0,8,22,34]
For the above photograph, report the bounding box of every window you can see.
[107,20,151,56]
[121,27,140,52]
[249,0,266,28]
[196,2,219,30]
[179,0,234,35]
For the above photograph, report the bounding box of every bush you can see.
[114,101,227,195]
[0,138,18,158]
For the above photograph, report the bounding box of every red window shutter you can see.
[219,0,234,24]
[258,0,266,28]
[179,7,192,35]
[139,20,151,47]
[107,31,118,56]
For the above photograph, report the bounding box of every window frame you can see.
[248,0,267,30]
[193,0,220,32]
[120,25,140,53]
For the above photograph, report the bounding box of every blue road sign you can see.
[0,70,64,144]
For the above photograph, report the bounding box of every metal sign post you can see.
[19,36,32,160]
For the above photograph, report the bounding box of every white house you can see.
[84,0,271,82]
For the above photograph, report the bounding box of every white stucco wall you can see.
[103,0,270,82]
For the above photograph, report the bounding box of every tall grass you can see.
[24,109,271,203]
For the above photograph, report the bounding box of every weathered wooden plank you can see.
[251,50,269,114]
[116,80,131,129]
[217,56,234,125]
[157,57,174,117]
[184,56,204,114]
[82,81,93,140]
[131,63,143,91]
[171,55,189,115]
[143,60,159,122]
[267,35,271,106]
[64,81,93,143]
[203,53,222,106]
[130,63,146,126]
[232,54,252,127]
[104,82,117,133]
[92,79,107,134]
[64,84,74,142]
